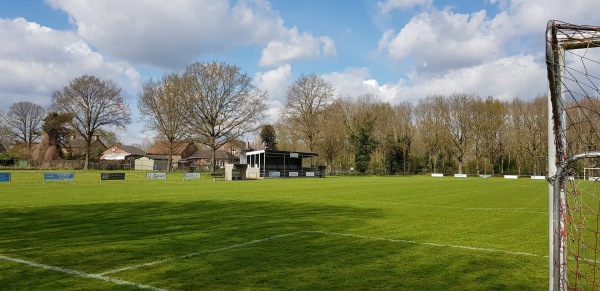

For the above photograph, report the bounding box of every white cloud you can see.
[378,0,432,13]
[47,0,336,69]
[323,68,373,96]
[0,18,139,110]
[259,28,337,67]
[322,68,398,103]
[490,0,600,40]
[253,64,292,102]
[323,54,544,106]
[379,9,497,73]
[400,55,545,102]
[373,0,600,104]
[320,37,338,58]
[378,0,600,75]
[253,64,293,122]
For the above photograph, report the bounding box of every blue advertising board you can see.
[44,173,74,180]
[44,172,74,183]
[0,172,10,184]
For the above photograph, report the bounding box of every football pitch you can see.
[0,172,548,290]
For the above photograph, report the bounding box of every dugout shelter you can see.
[241,149,322,178]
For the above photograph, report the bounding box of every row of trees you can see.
[275,81,550,176]
[0,61,268,172]
[138,61,267,172]
[1,60,554,175]
[0,76,131,168]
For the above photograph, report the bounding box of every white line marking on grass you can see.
[374,201,547,214]
[99,230,543,276]
[305,231,545,257]
[308,197,547,214]
[0,255,167,291]
[98,231,304,276]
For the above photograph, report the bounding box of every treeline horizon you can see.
[0,65,562,176]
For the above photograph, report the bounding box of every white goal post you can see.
[547,20,600,290]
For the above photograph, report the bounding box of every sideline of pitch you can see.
[2,230,544,289]
[0,254,167,291]
[98,229,544,276]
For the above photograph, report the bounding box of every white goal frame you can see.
[547,20,600,290]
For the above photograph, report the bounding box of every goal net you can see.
[547,20,600,290]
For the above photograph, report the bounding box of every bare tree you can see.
[51,75,131,169]
[283,73,336,152]
[138,72,188,172]
[316,99,348,172]
[0,122,12,146]
[383,102,414,174]
[3,101,45,149]
[444,93,478,174]
[415,95,449,173]
[95,129,120,147]
[183,61,267,172]
[508,96,547,176]
[472,97,507,175]
[273,120,302,151]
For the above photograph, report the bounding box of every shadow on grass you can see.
[0,199,546,290]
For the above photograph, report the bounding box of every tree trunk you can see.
[84,144,90,170]
[211,147,216,173]
[167,140,174,173]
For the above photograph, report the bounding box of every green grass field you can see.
[0,172,549,290]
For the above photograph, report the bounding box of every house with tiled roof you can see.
[100,144,145,161]
[142,141,198,171]
[179,140,250,171]
[183,149,230,170]
[64,134,107,159]
[145,141,197,162]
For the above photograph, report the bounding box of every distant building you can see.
[134,155,169,171]
[100,144,145,162]
[179,140,249,171]
[183,149,230,170]
[145,141,197,168]
[63,134,107,159]
[242,149,320,178]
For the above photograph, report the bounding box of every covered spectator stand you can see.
[242,149,322,178]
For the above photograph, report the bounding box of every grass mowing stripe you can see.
[99,229,543,277]
[306,231,544,257]
[0,197,546,214]
[0,175,548,289]
[0,255,167,291]
[98,231,305,275]
[296,197,547,214]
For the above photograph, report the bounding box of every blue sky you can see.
[1,0,600,144]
